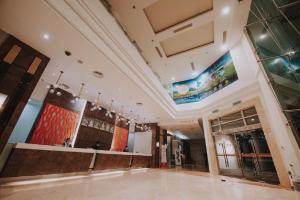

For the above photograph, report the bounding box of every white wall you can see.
[133,132,152,154]
[8,99,42,143]
[201,33,300,183]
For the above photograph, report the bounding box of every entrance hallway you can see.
[1,170,299,200]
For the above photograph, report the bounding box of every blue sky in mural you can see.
[173,52,238,104]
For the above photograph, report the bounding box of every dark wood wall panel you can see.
[74,102,122,149]
[75,126,113,150]
[150,124,160,168]
[0,149,93,177]
[0,35,50,153]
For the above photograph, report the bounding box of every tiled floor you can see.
[1,169,299,200]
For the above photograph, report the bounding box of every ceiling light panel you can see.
[160,22,214,57]
[144,0,213,33]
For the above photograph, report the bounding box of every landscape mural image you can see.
[172,52,238,104]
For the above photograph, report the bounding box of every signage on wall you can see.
[172,52,238,104]
[81,116,115,134]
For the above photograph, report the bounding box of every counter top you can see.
[96,150,151,156]
[13,143,152,156]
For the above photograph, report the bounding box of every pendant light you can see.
[91,92,102,111]
[105,99,114,118]
[71,83,84,103]
[48,70,64,96]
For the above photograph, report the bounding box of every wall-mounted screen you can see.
[172,52,238,104]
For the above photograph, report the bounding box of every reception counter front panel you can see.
[0,143,152,178]
[93,153,132,171]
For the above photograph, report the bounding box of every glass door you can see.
[214,134,243,177]
[235,129,279,184]
[235,132,259,181]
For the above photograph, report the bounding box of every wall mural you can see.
[29,103,79,145]
[172,52,238,104]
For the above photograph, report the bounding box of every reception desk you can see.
[0,143,151,178]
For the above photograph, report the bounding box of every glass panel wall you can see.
[246,0,300,147]
[210,107,260,133]
[211,107,279,184]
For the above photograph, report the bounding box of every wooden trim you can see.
[27,57,42,75]
[3,45,21,64]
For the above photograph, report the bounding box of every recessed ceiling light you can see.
[272,58,281,65]
[220,44,227,51]
[287,49,296,56]
[259,34,267,40]
[64,50,72,56]
[136,102,143,106]
[42,33,50,40]
[221,6,230,15]
[77,59,83,64]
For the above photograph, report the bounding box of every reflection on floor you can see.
[1,169,299,200]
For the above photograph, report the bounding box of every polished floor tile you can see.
[1,169,299,200]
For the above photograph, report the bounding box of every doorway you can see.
[214,129,279,184]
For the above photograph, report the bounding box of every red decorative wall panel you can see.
[110,126,128,151]
[30,103,79,145]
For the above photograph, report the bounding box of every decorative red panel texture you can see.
[30,103,79,145]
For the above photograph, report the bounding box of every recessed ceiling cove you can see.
[160,22,214,57]
[108,0,251,85]
[144,0,213,33]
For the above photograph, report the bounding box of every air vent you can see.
[174,23,193,33]
[155,46,163,58]
[212,109,219,113]
[93,71,104,79]
[190,62,195,71]
[223,31,227,43]
[232,100,241,106]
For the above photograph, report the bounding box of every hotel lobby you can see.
[0,0,300,199]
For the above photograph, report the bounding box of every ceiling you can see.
[108,0,251,85]
[0,0,252,136]
[0,0,171,123]
[164,120,204,140]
